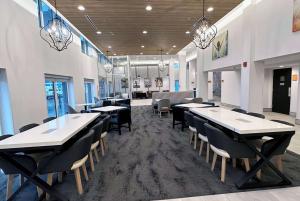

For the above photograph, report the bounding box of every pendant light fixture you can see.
[40,0,73,51]
[158,49,167,72]
[104,51,113,73]
[191,0,217,49]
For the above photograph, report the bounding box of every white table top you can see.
[109,98,124,102]
[92,106,127,112]
[155,99,162,102]
[0,113,100,150]
[176,103,210,108]
[184,98,194,101]
[190,107,295,135]
[76,103,95,107]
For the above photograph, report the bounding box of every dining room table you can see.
[0,113,100,201]
[190,107,295,189]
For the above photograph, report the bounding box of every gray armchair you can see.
[157,99,170,118]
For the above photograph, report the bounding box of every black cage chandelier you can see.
[40,0,73,51]
[158,49,167,72]
[104,51,113,73]
[191,0,217,49]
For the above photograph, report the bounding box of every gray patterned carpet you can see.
[1,105,300,201]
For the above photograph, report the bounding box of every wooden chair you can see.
[193,116,210,163]
[204,123,256,183]
[89,121,104,172]
[100,115,111,156]
[38,130,95,195]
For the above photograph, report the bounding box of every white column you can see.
[295,67,300,124]
[169,57,175,92]
[240,2,264,113]
[178,53,187,91]
[196,48,208,101]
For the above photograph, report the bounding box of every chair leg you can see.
[275,155,283,172]
[6,174,14,200]
[128,122,131,131]
[100,139,105,156]
[193,133,197,150]
[74,168,83,195]
[221,157,227,183]
[211,152,217,171]
[243,158,250,172]
[89,152,95,172]
[93,148,100,162]
[118,125,122,135]
[206,143,210,163]
[189,132,194,144]
[199,140,204,156]
[46,173,53,200]
[82,163,89,181]
[232,158,237,168]
[256,155,262,179]
[58,172,63,183]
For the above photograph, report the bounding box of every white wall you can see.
[188,59,197,90]
[263,69,273,110]
[207,72,213,100]
[0,0,99,133]
[221,71,241,107]
[290,67,299,114]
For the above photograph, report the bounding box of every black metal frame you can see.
[0,148,68,201]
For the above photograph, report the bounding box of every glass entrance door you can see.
[45,78,69,117]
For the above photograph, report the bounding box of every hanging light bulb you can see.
[191,0,217,49]
[40,0,73,51]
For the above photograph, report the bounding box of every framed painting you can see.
[212,31,228,60]
[144,78,152,88]
[155,77,163,87]
[293,0,300,32]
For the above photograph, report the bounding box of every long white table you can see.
[190,107,295,189]
[190,107,295,135]
[0,113,100,150]
[176,103,211,108]
[91,106,127,113]
[0,113,100,201]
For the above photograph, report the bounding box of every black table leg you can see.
[236,134,293,189]
[0,152,68,201]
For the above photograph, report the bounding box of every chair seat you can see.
[91,141,99,150]
[160,107,170,111]
[198,133,208,142]
[71,155,89,170]
[210,145,230,158]
[189,126,197,133]
[101,131,107,138]
[110,117,118,124]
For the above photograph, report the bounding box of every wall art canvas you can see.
[144,78,152,88]
[155,77,163,87]
[133,78,140,88]
[212,31,228,60]
[293,0,300,32]
[121,78,128,88]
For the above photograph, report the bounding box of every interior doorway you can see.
[213,72,222,101]
[272,68,292,114]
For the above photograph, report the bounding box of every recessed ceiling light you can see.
[114,53,117,56]
[145,5,152,11]
[185,31,190,34]
[172,45,176,48]
[108,45,112,49]
[207,7,214,12]
[140,52,143,55]
[279,65,284,67]
[166,52,169,55]
[141,45,145,48]
[142,30,148,34]
[77,5,85,11]
[96,31,102,35]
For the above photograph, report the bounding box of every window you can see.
[99,78,107,99]
[0,69,14,135]
[45,76,73,117]
[84,80,94,104]
[175,80,180,92]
